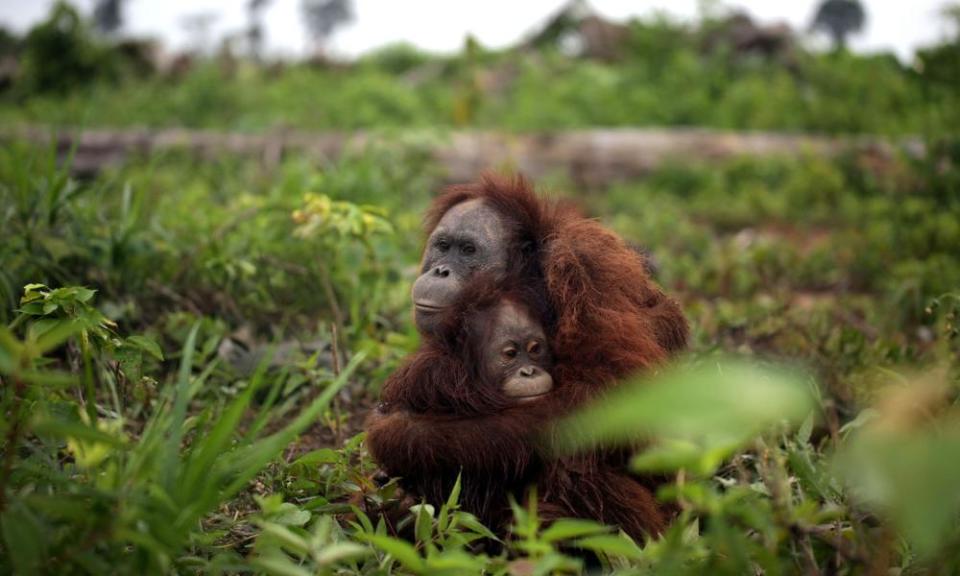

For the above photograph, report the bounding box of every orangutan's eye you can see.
[527,341,542,356]
[502,347,518,360]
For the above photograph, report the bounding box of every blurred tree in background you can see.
[301,0,353,57]
[246,0,272,61]
[20,1,113,94]
[92,0,126,36]
[811,0,867,51]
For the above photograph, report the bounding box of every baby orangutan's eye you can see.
[527,341,542,356]
[502,347,518,360]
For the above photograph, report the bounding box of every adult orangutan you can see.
[365,174,688,541]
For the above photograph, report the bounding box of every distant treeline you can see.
[0,1,958,135]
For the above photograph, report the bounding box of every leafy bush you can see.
[17,2,119,96]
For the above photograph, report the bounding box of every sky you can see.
[0,0,955,61]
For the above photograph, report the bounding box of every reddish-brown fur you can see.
[365,174,688,542]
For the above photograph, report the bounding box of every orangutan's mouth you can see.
[512,392,550,402]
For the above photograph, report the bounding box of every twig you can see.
[794,523,868,566]
[317,261,345,342]
[330,322,343,447]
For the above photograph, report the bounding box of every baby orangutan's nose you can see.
[519,365,538,378]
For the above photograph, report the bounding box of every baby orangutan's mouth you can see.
[414,301,445,313]
[503,373,554,402]
[512,392,550,403]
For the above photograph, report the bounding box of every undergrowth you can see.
[1,137,958,574]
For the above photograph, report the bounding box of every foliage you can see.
[1,132,959,572]
[17,1,119,95]
[2,4,959,134]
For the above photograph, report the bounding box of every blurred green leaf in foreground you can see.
[558,358,817,476]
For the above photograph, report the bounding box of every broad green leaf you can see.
[127,335,164,361]
[412,502,434,545]
[273,504,311,527]
[313,542,369,565]
[364,533,424,572]
[454,512,499,541]
[630,436,744,476]
[574,534,644,560]
[445,472,462,510]
[559,359,815,453]
[1,500,46,575]
[541,518,610,542]
[835,421,960,557]
[424,550,489,571]
[32,416,127,448]
[258,523,310,556]
[250,554,313,576]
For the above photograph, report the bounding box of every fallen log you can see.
[1,125,922,189]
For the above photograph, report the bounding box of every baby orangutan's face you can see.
[482,301,553,402]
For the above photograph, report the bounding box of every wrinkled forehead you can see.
[491,301,544,341]
[432,199,508,240]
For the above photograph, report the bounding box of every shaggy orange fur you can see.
[365,174,688,542]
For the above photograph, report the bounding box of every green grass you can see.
[0,135,958,574]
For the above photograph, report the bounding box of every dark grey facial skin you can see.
[483,301,553,401]
[412,199,511,334]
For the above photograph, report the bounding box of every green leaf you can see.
[834,421,960,557]
[424,550,489,572]
[559,359,815,453]
[259,523,310,556]
[364,534,424,572]
[541,518,610,542]
[273,504,311,527]
[445,472,462,510]
[314,542,369,566]
[574,534,644,560]
[250,554,313,576]
[631,436,744,476]
[32,318,85,354]
[796,410,815,445]
[127,335,164,361]
[32,416,127,448]
[412,502,434,545]
[161,323,200,492]
[453,512,499,541]
[115,346,143,384]
[1,500,46,575]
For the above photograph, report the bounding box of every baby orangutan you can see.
[367,284,668,542]
[483,299,554,404]
[366,285,557,533]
